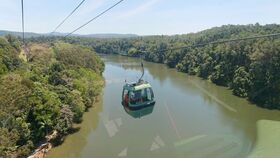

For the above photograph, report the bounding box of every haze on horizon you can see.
[0,0,279,35]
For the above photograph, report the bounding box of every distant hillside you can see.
[0,30,138,39]
[82,33,138,38]
[0,30,41,38]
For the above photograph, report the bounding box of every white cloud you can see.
[118,0,161,19]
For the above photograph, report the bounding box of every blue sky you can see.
[0,0,279,35]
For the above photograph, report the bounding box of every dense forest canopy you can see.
[0,36,104,157]
[29,24,280,109]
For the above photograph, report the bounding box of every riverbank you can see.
[28,94,103,158]
[27,131,57,158]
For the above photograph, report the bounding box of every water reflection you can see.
[123,105,155,118]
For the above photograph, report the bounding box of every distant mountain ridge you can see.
[0,30,41,38]
[0,30,138,39]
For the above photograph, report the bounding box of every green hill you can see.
[0,30,137,39]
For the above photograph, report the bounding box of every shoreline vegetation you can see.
[45,23,279,110]
[0,36,104,158]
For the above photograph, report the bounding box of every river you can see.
[46,55,280,158]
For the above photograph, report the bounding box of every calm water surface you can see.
[47,55,280,158]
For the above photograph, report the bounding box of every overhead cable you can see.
[65,0,125,37]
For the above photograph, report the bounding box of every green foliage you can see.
[0,40,104,157]
[232,66,251,97]
[5,34,21,51]
[0,74,33,157]
[0,128,20,158]
[68,90,85,123]
[128,47,139,57]
[55,105,74,134]
[165,50,184,68]
[48,63,67,86]
[53,42,104,74]
[0,37,22,75]
[210,62,229,86]
[248,40,280,109]
[28,83,61,140]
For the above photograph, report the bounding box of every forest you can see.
[30,23,280,110]
[0,35,104,157]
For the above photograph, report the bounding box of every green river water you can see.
[47,55,280,158]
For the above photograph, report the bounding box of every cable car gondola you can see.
[121,62,155,110]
